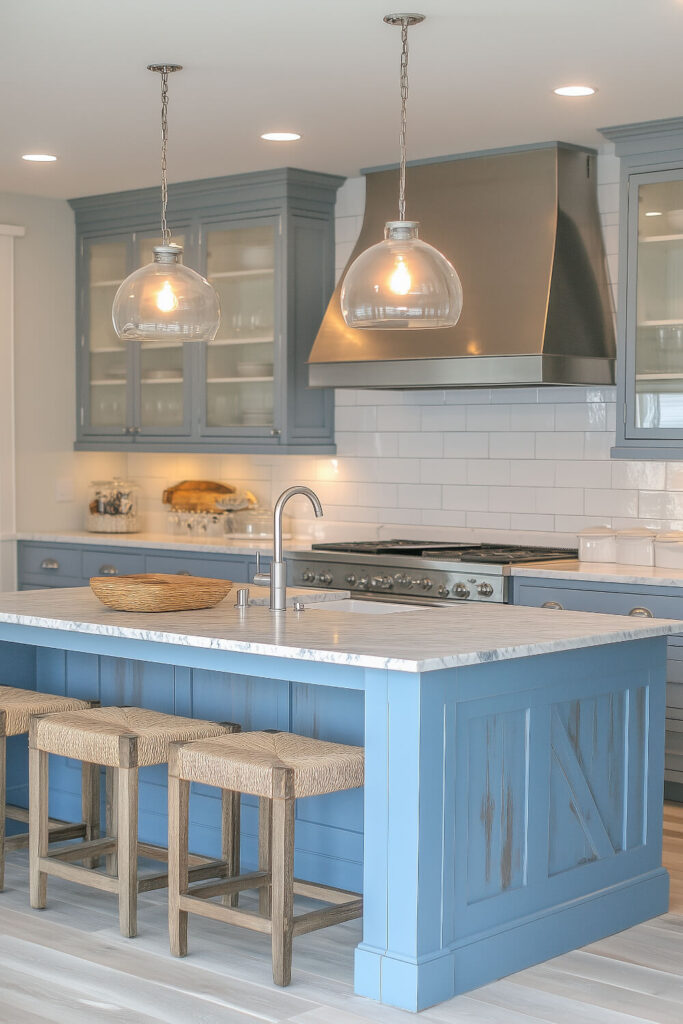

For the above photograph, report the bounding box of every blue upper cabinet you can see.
[602,118,683,457]
[70,168,343,453]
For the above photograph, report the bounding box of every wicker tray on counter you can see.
[90,573,233,612]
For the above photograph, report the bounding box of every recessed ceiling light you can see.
[22,153,57,162]
[260,132,301,142]
[553,85,596,97]
[645,211,663,217]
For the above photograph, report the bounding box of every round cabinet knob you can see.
[437,584,450,598]
[99,565,117,576]
[542,601,563,610]
[302,570,316,582]
[317,572,333,585]
[629,607,653,618]
[453,582,471,599]
[477,582,494,597]
[344,573,357,586]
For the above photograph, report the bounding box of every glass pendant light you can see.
[113,65,220,343]
[341,14,463,330]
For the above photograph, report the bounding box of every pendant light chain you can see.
[398,17,409,221]
[159,68,171,246]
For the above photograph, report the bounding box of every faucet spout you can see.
[270,486,324,610]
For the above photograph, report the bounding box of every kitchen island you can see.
[0,587,677,1011]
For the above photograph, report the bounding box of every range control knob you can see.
[317,572,333,585]
[437,584,450,598]
[371,575,393,590]
[421,578,433,591]
[345,574,357,586]
[453,582,471,599]
[302,570,316,583]
[394,573,412,588]
[357,577,369,590]
[477,582,494,597]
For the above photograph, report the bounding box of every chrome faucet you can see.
[253,486,324,610]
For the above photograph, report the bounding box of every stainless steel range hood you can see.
[308,144,615,389]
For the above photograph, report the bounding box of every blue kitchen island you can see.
[0,587,677,1011]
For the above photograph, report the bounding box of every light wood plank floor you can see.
[0,804,681,1023]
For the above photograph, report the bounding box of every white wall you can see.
[14,148,683,545]
[0,192,125,535]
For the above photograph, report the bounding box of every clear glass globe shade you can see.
[340,221,463,329]
[112,245,220,343]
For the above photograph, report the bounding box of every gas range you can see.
[286,540,577,604]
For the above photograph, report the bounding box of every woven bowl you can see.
[90,573,233,612]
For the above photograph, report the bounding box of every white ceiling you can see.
[3,0,683,200]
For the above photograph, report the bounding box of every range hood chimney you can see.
[308,144,615,389]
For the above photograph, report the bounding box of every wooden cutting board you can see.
[162,480,236,512]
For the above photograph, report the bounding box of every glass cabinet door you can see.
[630,174,683,435]
[202,220,278,436]
[83,238,130,434]
[133,233,192,436]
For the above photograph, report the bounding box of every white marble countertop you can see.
[511,560,683,588]
[0,586,676,673]
[16,530,313,557]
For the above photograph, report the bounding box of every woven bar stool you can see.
[168,730,364,986]
[29,706,240,938]
[0,685,99,892]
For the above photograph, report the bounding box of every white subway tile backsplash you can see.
[466,511,511,530]
[489,486,536,513]
[420,459,468,485]
[585,488,639,518]
[556,461,607,489]
[443,485,489,512]
[443,432,488,458]
[376,458,421,483]
[510,460,556,487]
[376,405,421,431]
[555,403,607,431]
[489,432,535,459]
[398,432,443,458]
[535,432,585,460]
[467,460,511,486]
[535,487,584,515]
[398,483,441,509]
[509,405,555,431]
[509,513,555,532]
[612,461,666,490]
[466,404,510,431]
[420,405,467,431]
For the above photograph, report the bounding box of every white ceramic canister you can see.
[654,530,683,568]
[614,527,655,566]
[577,526,616,562]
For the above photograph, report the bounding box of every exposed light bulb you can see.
[389,259,411,295]
[156,280,179,312]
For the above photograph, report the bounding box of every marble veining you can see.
[0,586,676,673]
[512,560,683,588]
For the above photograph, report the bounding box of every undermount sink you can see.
[307,599,416,614]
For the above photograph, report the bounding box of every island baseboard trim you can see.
[353,867,670,1012]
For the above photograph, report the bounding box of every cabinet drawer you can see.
[514,582,683,622]
[144,553,249,583]
[82,551,145,579]
[19,544,82,580]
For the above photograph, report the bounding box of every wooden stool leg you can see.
[221,788,240,907]
[258,796,272,917]
[105,766,118,876]
[0,711,6,892]
[28,723,48,910]
[168,744,189,957]
[117,735,138,938]
[81,761,100,869]
[271,767,295,987]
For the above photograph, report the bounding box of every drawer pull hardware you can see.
[542,600,563,610]
[40,559,60,571]
[175,570,191,576]
[629,606,653,618]
[99,565,117,576]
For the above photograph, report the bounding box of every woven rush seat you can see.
[1,686,98,893]
[0,686,92,737]
[169,730,364,987]
[176,730,365,798]
[34,706,228,767]
[30,707,240,939]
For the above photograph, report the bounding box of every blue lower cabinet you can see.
[511,575,683,800]
[17,541,263,590]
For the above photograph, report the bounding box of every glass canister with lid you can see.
[87,477,141,533]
